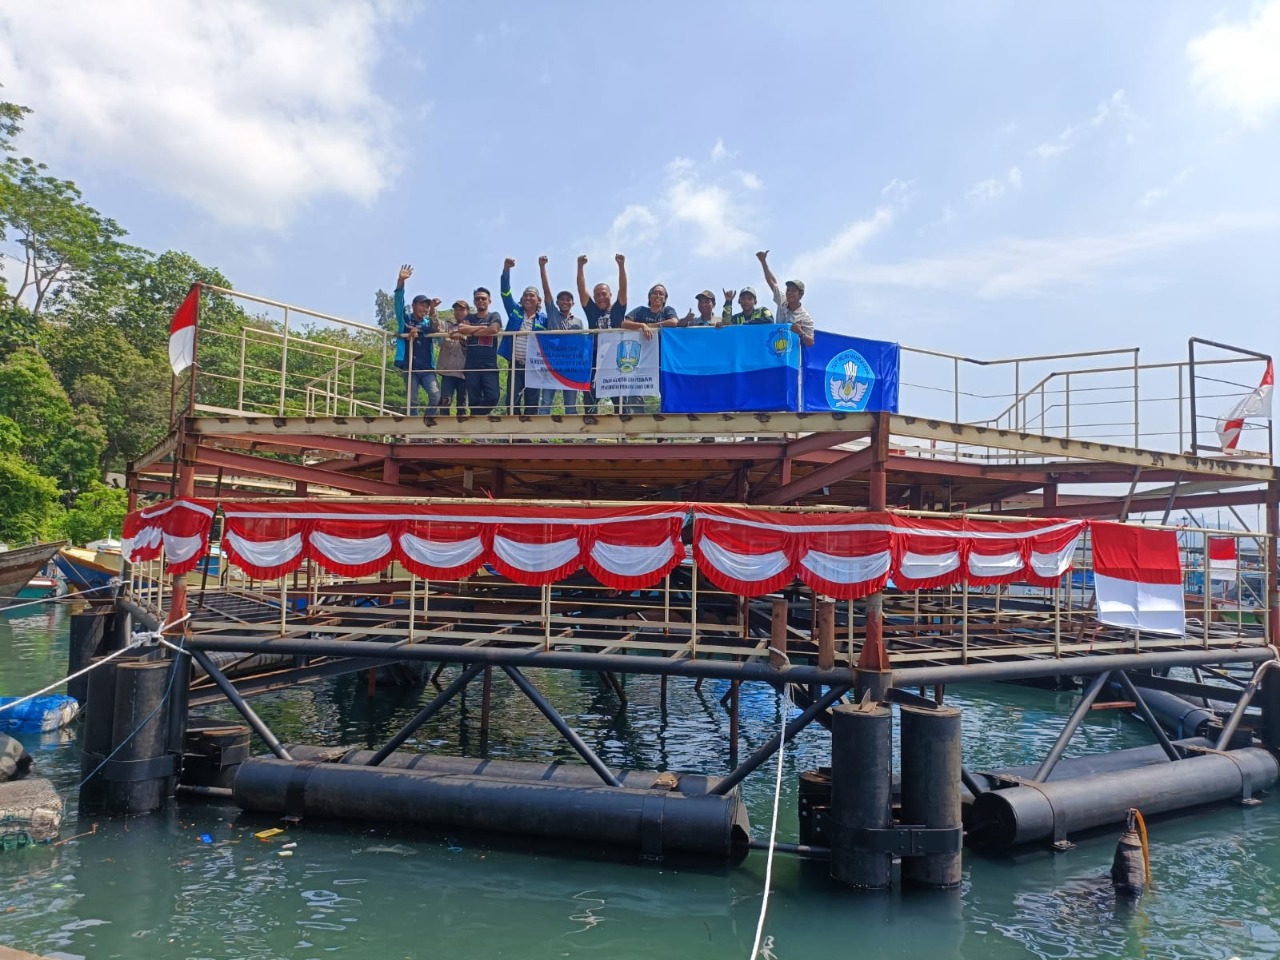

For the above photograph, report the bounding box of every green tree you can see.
[60,480,128,545]
[0,453,62,543]
[374,288,396,333]
[0,348,105,493]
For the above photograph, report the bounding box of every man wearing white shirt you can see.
[756,249,815,347]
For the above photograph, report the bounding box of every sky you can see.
[1,0,1278,437]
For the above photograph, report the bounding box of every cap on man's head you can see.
[412,294,430,305]
[740,286,758,298]
[453,299,471,311]
[785,279,805,294]
[696,289,715,301]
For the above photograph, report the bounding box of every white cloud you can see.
[788,207,894,280]
[844,213,1277,299]
[0,0,401,230]
[1030,90,1134,159]
[1187,1,1280,128]
[711,139,730,162]
[880,178,917,201]
[1137,167,1194,208]
[592,153,761,259]
[965,166,1023,204]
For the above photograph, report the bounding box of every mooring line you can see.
[0,580,118,616]
[749,674,792,960]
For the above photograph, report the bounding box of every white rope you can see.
[0,613,190,714]
[749,682,792,960]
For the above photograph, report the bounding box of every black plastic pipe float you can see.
[88,660,178,816]
[67,610,110,702]
[79,652,141,812]
[232,757,752,860]
[900,704,963,888]
[829,702,893,889]
[968,747,1279,850]
[1115,684,1219,740]
[284,744,726,794]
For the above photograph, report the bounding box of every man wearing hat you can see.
[437,299,471,415]
[679,290,721,327]
[393,263,440,416]
[757,250,815,347]
[719,286,774,326]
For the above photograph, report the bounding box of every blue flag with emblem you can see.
[800,332,900,414]
[660,324,801,413]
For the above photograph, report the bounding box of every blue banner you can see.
[800,332,900,414]
[660,325,800,413]
[527,333,593,392]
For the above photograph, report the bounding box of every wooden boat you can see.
[0,542,66,608]
[54,545,122,593]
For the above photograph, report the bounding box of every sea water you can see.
[2,603,1279,960]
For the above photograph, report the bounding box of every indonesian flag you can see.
[168,284,200,375]
[1208,536,1237,582]
[1092,522,1185,636]
[1216,360,1274,452]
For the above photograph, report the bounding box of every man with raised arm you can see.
[576,253,629,415]
[499,258,548,417]
[679,290,720,327]
[756,250,815,347]
[719,286,774,326]
[539,256,587,415]
[393,264,440,417]
[456,284,502,415]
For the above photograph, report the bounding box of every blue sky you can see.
[2,1,1278,381]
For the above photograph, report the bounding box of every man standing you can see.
[620,284,678,415]
[499,258,548,416]
[720,286,774,326]
[456,285,502,415]
[756,250,815,347]
[437,300,470,415]
[576,253,629,414]
[679,290,720,327]
[393,264,440,417]
[540,256,587,414]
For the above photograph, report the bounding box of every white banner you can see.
[593,330,660,398]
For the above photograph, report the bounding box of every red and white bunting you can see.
[121,498,217,576]
[121,498,1091,598]
[1092,522,1185,636]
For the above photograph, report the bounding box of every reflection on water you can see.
[4,612,1280,958]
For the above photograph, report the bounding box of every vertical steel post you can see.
[279,307,290,416]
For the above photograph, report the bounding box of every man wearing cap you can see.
[393,263,440,417]
[437,299,471,415]
[456,286,502,415]
[719,286,774,326]
[680,290,721,327]
[757,250,815,347]
[499,258,549,416]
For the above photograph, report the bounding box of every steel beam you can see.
[1031,671,1111,782]
[368,662,487,765]
[188,648,293,760]
[502,666,622,787]
[1012,486,1270,519]
[195,447,413,496]
[752,446,878,505]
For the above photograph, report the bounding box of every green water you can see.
[3,604,1280,959]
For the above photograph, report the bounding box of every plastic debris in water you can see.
[199,834,213,844]
[254,827,284,840]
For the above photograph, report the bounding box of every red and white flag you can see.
[168,284,200,375]
[1092,522,1185,635]
[1216,360,1274,452]
[1208,536,1237,581]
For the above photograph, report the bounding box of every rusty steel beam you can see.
[194,447,414,497]
[783,431,868,458]
[213,432,392,458]
[389,440,787,462]
[752,446,878,505]
[1011,486,1269,519]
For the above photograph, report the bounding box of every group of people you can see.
[392,250,815,418]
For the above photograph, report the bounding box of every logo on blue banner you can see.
[616,338,641,374]
[825,349,874,411]
[766,327,792,359]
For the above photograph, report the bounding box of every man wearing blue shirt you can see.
[620,284,677,415]
[392,264,440,417]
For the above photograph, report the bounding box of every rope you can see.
[749,682,792,960]
[0,581,118,616]
[0,613,189,715]
[1130,808,1151,886]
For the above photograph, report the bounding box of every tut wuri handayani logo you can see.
[615,337,641,374]
[826,348,874,411]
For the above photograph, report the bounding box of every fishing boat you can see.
[0,541,66,608]
[54,543,122,594]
